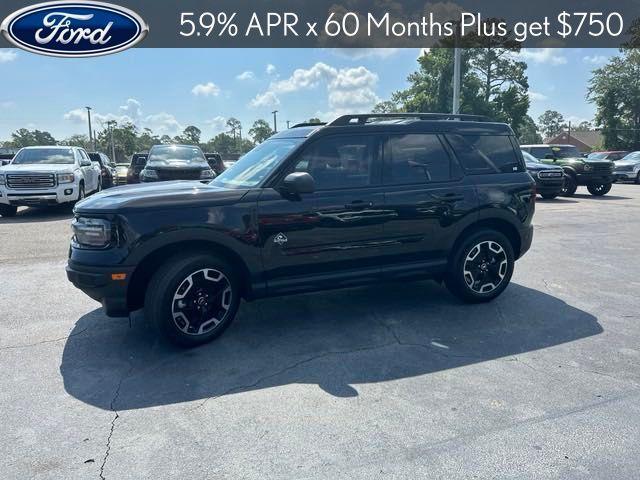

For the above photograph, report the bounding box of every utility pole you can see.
[85,106,93,147]
[93,129,97,151]
[286,120,291,129]
[108,121,116,162]
[271,110,278,133]
[452,22,461,114]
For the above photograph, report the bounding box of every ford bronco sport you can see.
[67,113,535,346]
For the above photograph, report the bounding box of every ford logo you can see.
[1,1,148,57]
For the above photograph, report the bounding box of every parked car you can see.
[0,153,14,166]
[588,151,630,161]
[204,152,226,175]
[88,152,117,189]
[521,150,565,199]
[139,145,214,183]
[0,146,101,217]
[114,162,129,186]
[521,144,615,196]
[67,113,535,346]
[126,153,148,184]
[612,151,640,183]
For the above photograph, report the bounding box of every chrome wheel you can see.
[172,268,232,336]
[463,241,508,294]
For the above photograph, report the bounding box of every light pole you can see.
[107,121,116,161]
[452,23,461,114]
[286,120,291,129]
[271,110,278,133]
[85,106,93,147]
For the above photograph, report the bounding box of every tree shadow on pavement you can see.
[0,206,73,223]
[60,281,602,411]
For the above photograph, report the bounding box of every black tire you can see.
[76,182,85,202]
[561,175,577,197]
[540,193,558,200]
[445,229,515,304]
[635,172,640,184]
[587,183,612,196]
[0,204,17,217]
[144,253,241,347]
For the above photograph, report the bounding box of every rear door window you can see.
[446,135,524,174]
[385,134,453,184]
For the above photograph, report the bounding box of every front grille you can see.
[7,173,56,189]
[156,169,202,181]
[589,163,613,173]
[538,171,563,178]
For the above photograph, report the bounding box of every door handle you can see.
[431,193,464,202]
[346,200,373,209]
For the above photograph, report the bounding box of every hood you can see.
[526,162,562,171]
[614,158,640,167]
[145,159,210,170]
[75,181,249,213]
[0,163,75,173]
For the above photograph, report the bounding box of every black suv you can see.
[67,113,535,346]
[139,144,215,183]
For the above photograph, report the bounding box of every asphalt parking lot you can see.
[1,184,640,479]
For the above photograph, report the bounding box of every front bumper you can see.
[575,173,616,185]
[518,224,534,260]
[66,261,134,317]
[614,170,638,180]
[533,177,564,195]
[0,184,78,206]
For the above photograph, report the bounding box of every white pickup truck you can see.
[0,145,102,217]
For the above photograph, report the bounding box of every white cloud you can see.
[0,50,17,63]
[236,71,255,81]
[253,62,380,115]
[143,112,183,135]
[0,101,15,109]
[516,48,567,66]
[205,116,227,134]
[528,91,548,102]
[266,64,277,75]
[583,55,609,65]
[118,98,142,119]
[330,48,400,60]
[191,82,221,97]
[63,108,88,124]
[250,91,280,108]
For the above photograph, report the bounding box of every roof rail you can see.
[328,113,490,126]
[290,122,326,128]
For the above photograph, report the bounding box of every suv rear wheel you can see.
[0,204,17,217]
[561,174,577,197]
[587,183,612,196]
[144,253,241,347]
[445,229,514,303]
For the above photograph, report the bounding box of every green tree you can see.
[372,101,399,113]
[10,128,57,147]
[588,49,640,149]
[537,110,566,139]
[62,134,91,149]
[518,115,543,144]
[206,133,236,154]
[574,121,593,132]
[181,125,201,145]
[307,117,322,123]
[248,119,274,143]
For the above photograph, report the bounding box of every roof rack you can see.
[290,122,327,128]
[328,113,489,126]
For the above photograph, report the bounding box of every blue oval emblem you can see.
[1,1,148,57]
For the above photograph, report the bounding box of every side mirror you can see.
[283,172,315,195]
[81,160,92,166]
[544,154,555,160]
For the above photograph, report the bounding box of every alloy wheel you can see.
[463,240,508,294]
[172,268,233,336]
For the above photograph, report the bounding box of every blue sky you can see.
[0,47,618,141]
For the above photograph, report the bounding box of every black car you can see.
[521,150,565,199]
[126,153,148,184]
[204,152,226,175]
[0,153,14,166]
[67,113,535,347]
[139,145,215,183]
[88,152,117,189]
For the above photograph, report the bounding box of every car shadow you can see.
[60,281,602,411]
[537,197,578,204]
[0,205,73,223]
[571,194,631,200]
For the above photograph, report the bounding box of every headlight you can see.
[200,169,214,179]
[0,174,5,185]
[57,173,75,184]
[72,217,113,247]
[141,169,158,179]
[583,164,592,171]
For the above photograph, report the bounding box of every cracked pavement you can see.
[1,184,640,479]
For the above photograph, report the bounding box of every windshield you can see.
[12,148,75,165]
[147,145,206,166]
[211,138,303,188]
[588,152,607,160]
[521,151,540,164]
[551,146,581,158]
[621,151,640,161]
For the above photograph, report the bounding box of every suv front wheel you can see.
[145,253,241,347]
[586,183,612,196]
[445,229,515,303]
